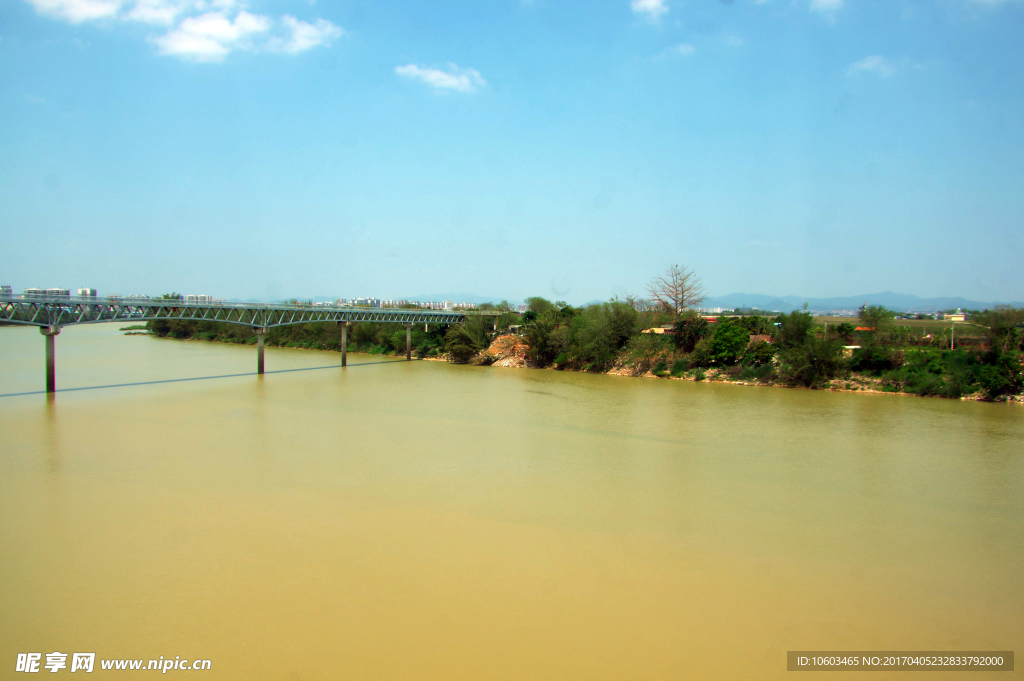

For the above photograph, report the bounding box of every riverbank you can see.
[134,330,1023,404]
[471,334,1024,404]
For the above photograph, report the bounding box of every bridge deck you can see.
[0,295,469,329]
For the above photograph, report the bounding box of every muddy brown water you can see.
[1,324,1021,679]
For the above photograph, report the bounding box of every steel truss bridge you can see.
[1,295,481,393]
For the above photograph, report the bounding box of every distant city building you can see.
[517,304,528,313]
[24,287,71,297]
[1,285,12,296]
[185,295,212,303]
[77,288,97,297]
[941,309,966,322]
[334,298,349,305]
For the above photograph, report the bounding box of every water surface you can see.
[1,324,1021,679]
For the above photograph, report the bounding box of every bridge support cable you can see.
[41,326,61,393]
[404,322,413,361]
[339,321,348,368]
[255,327,267,374]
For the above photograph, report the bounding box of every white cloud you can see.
[846,55,896,77]
[27,0,125,23]
[24,0,342,62]
[267,16,342,54]
[395,63,486,93]
[154,10,270,62]
[673,43,695,56]
[631,0,668,21]
[125,0,197,25]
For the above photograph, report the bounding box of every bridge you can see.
[1,294,478,393]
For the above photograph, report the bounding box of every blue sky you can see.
[1,0,1022,304]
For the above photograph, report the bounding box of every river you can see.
[1,324,1021,679]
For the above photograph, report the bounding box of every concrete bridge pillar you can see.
[339,321,348,367]
[255,327,267,374]
[404,322,413,360]
[40,325,61,393]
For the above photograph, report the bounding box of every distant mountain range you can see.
[701,291,1023,313]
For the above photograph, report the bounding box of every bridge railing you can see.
[1,294,497,315]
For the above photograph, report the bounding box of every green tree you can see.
[974,306,1024,353]
[445,316,491,363]
[526,316,558,366]
[674,313,710,353]
[742,340,777,367]
[526,297,556,316]
[773,311,813,349]
[858,305,894,342]
[779,338,845,387]
[708,319,750,365]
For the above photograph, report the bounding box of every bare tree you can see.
[646,264,706,320]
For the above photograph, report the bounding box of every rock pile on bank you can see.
[480,335,530,368]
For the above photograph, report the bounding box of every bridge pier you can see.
[255,327,267,374]
[339,321,348,367]
[40,326,61,393]
[405,322,413,360]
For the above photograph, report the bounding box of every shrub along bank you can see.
[146,301,1024,402]
[147,318,451,359]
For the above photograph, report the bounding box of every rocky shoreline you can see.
[464,335,1024,404]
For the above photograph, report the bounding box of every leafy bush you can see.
[652,359,669,377]
[708,319,750,365]
[623,332,671,374]
[736,364,775,382]
[674,315,710,353]
[445,317,491,363]
[742,340,777,367]
[849,346,904,374]
[773,311,813,349]
[670,358,688,376]
[688,338,714,368]
[779,338,845,387]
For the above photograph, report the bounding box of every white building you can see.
[78,288,97,297]
[1,285,12,296]
[185,295,212,303]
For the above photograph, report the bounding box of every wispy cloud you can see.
[154,10,269,61]
[267,16,343,54]
[28,0,126,23]
[846,55,896,77]
[631,0,668,21]
[395,63,486,93]
[24,0,342,61]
